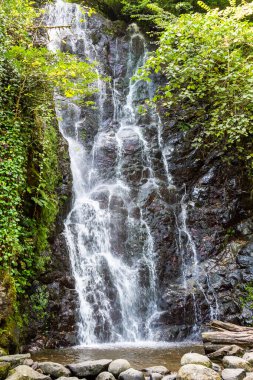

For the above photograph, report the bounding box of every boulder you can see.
[118,368,145,380]
[221,368,246,380]
[96,372,116,380]
[162,375,177,380]
[243,352,253,365]
[143,367,170,376]
[108,360,131,377]
[37,362,71,378]
[150,374,163,380]
[177,364,221,380]
[209,346,244,360]
[68,360,112,377]
[180,353,212,368]
[0,355,31,366]
[23,360,34,367]
[0,362,11,380]
[5,365,50,380]
[222,356,251,371]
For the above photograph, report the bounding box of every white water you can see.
[46,0,219,344]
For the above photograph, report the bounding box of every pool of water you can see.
[32,342,204,372]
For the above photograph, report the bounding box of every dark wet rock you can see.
[37,362,71,378]
[68,360,112,378]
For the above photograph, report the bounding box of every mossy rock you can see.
[0,348,8,356]
[0,362,11,380]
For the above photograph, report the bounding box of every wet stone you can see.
[5,365,50,380]
[37,362,71,378]
[67,360,112,377]
[180,353,212,368]
[96,372,116,380]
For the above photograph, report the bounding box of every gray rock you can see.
[58,377,79,380]
[209,346,244,360]
[118,368,145,380]
[0,362,11,380]
[37,362,71,378]
[221,368,246,380]
[222,356,251,371]
[180,353,212,368]
[68,360,112,377]
[0,354,31,366]
[243,352,253,365]
[162,375,177,380]
[108,360,131,377]
[244,374,253,380]
[212,364,221,373]
[5,365,50,380]
[150,374,163,380]
[96,372,116,380]
[177,364,221,379]
[23,360,34,367]
[143,367,169,376]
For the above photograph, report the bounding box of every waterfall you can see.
[46,0,219,344]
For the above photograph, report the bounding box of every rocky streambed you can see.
[1,345,253,380]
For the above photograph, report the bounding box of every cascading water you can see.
[46,0,219,344]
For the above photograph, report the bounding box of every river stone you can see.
[177,364,221,380]
[108,360,131,377]
[243,352,253,365]
[67,360,112,377]
[0,355,31,366]
[221,368,246,380]
[209,346,244,360]
[37,362,71,378]
[118,368,145,380]
[150,374,163,380]
[5,365,50,380]
[96,372,116,380]
[143,367,170,376]
[58,377,79,380]
[222,356,251,371]
[180,353,212,368]
[23,360,34,367]
[162,374,177,380]
[0,362,11,380]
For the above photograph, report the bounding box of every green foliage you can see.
[140,2,253,174]
[0,0,98,295]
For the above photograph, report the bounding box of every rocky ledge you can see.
[2,347,253,380]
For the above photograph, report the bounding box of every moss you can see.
[0,363,11,380]
[0,273,19,353]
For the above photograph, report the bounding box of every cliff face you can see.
[21,7,253,349]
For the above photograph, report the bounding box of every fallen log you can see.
[202,320,253,353]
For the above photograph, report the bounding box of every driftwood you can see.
[202,320,253,347]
